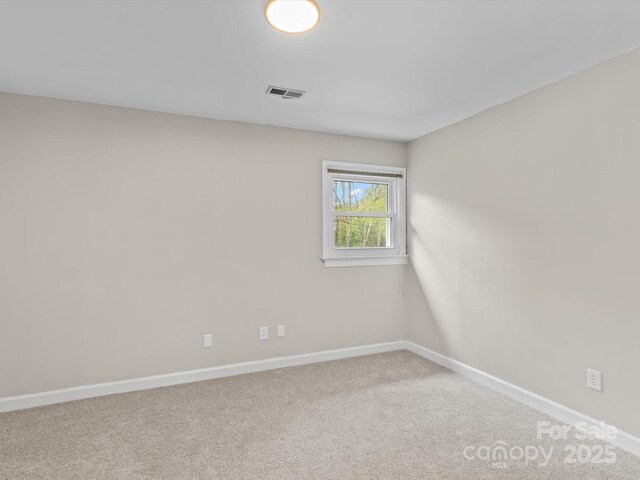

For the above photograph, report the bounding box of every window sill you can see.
[321,255,408,268]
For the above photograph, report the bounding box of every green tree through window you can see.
[333,181,390,247]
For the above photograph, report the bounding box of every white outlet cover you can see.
[587,369,602,392]
[260,326,269,340]
[203,334,212,348]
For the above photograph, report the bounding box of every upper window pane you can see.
[333,181,388,213]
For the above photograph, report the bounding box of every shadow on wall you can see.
[405,175,640,438]
[405,257,447,354]
[405,190,492,361]
[406,187,582,375]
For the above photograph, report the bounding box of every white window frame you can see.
[322,160,407,268]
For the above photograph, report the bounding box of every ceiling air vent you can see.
[266,85,306,99]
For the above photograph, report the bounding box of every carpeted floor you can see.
[1,350,639,479]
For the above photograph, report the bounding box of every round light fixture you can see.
[265,0,320,34]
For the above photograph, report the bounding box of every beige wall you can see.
[407,48,640,437]
[0,93,407,397]
[2,47,639,439]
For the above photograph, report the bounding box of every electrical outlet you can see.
[260,326,269,340]
[203,334,212,348]
[277,325,285,338]
[587,369,602,392]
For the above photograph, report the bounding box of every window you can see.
[322,161,407,267]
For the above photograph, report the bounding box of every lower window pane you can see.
[334,216,390,248]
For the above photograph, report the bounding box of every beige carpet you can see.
[1,350,639,479]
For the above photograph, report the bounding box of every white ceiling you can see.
[1,1,640,141]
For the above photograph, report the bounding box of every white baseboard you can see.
[2,339,638,458]
[0,340,405,414]
[404,341,640,457]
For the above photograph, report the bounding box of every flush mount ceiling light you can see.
[265,0,320,34]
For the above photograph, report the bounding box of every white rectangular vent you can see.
[266,85,305,99]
